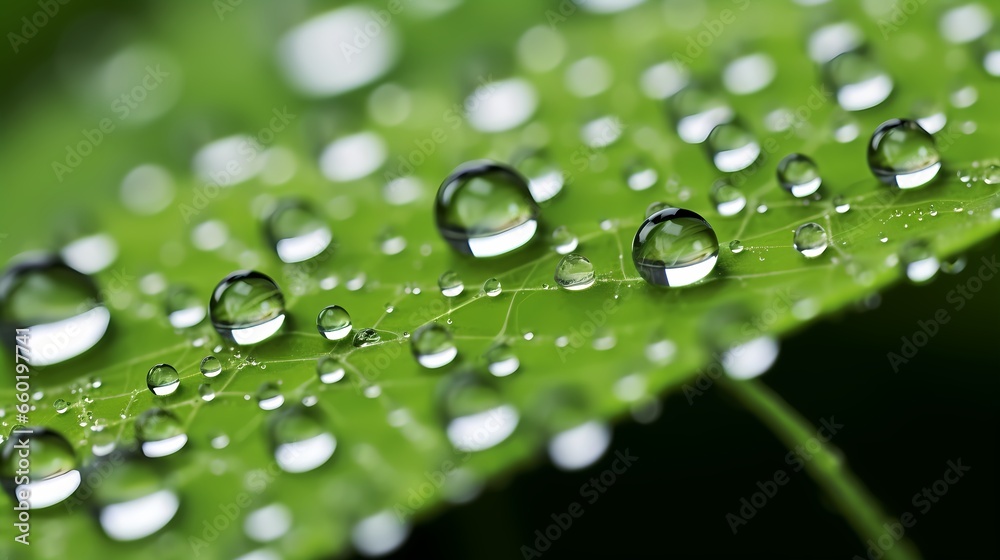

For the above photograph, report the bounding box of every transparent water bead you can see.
[411,323,458,369]
[165,285,206,329]
[550,226,579,255]
[353,328,381,347]
[632,208,719,287]
[554,254,596,291]
[670,86,734,144]
[317,356,345,384]
[209,270,286,345]
[485,343,520,377]
[92,455,180,541]
[269,405,336,473]
[146,364,180,396]
[867,119,942,190]
[777,154,823,198]
[517,151,565,203]
[710,179,747,216]
[825,51,894,112]
[257,382,285,411]
[483,278,502,297]
[0,428,81,509]
[199,383,215,402]
[706,121,761,173]
[900,240,939,283]
[624,162,659,191]
[200,355,222,378]
[135,408,188,458]
[438,271,465,298]
[793,223,829,258]
[264,199,333,264]
[54,398,70,414]
[834,196,851,214]
[435,161,540,257]
[549,420,612,471]
[729,240,744,254]
[439,374,519,452]
[0,256,111,366]
[316,305,352,341]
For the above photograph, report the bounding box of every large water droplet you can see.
[316,305,352,341]
[265,199,333,264]
[165,285,206,329]
[867,119,942,189]
[411,323,458,369]
[632,208,719,287]
[92,455,180,541]
[793,223,829,258]
[269,405,336,473]
[146,364,179,397]
[0,256,110,366]
[1,428,81,509]
[554,254,596,291]
[710,179,747,216]
[435,161,540,257]
[439,374,519,452]
[826,51,893,111]
[707,121,761,173]
[900,240,939,283]
[209,271,286,345]
[777,154,823,198]
[438,271,464,298]
[135,409,187,458]
[317,356,345,384]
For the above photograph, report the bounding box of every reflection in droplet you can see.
[0,428,81,509]
[135,408,188,458]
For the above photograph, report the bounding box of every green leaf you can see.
[1,1,999,559]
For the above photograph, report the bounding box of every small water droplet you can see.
[553,254,596,291]
[793,223,829,258]
[868,119,942,189]
[777,154,822,197]
[435,161,539,257]
[135,408,187,457]
[317,356,346,384]
[834,195,851,213]
[411,323,458,369]
[670,85,734,144]
[200,355,222,378]
[632,208,719,287]
[707,121,761,173]
[353,328,381,347]
[485,343,520,377]
[317,305,352,341]
[624,162,658,191]
[483,278,502,297]
[438,271,465,298]
[199,383,216,402]
[93,455,179,540]
[264,199,333,263]
[900,240,939,283]
[146,364,179,396]
[550,226,579,255]
[256,382,285,411]
[729,240,744,254]
[54,399,69,414]
[983,164,1000,185]
[0,428,81,508]
[439,374,519,452]
[710,179,747,216]
[826,51,893,111]
[209,271,286,345]
[164,285,206,329]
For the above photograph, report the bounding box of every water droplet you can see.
[982,33,1000,76]
[146,364,180,397]
[549,420,612,471]
[983,164,1000,185]
[868,119,942,189]
[93,455,179,540]
[269,405,336,473]
[900,240,939,283]
[793,223,829,258]
[353,328,381,347]
[199,383,216,402]
[777,154,822,197]
[729,240,744,254]
[352,511,410,557]
[834,196,851,213]
[632,208,719,287]
[722,337,780,380]
[485,343,520,377]
[377,227,407,255]
[723,53,776,95]
[710,179,747,216]
[550,226,579,254]
[439,374,519,452]
[164,285,205,329]
[438,271,465,298]
[319,131,387,182]
[317,305,352,341]
[554,254,596,291]
[940,255,968,275]
[670,86,734,144]
[317,356,346,384]
[200,355,222,378]
[913,99,948,134]
[244,503,293,543]
[135,409,187,458]
[707,121,761,173]
[209,270,286,345]
[257,382,285,411]
[466,78,538,133]
[1,428,81,508]
[435,161,540,257]
[411,324,457,369]
[53,398,69,414]
[483,278,502,297]
[879,232,889,243]
[826,51,893,111]
[264,199,333,264]
[517,151,565,203]
[624,162,659,191]
[0,256,110,366]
